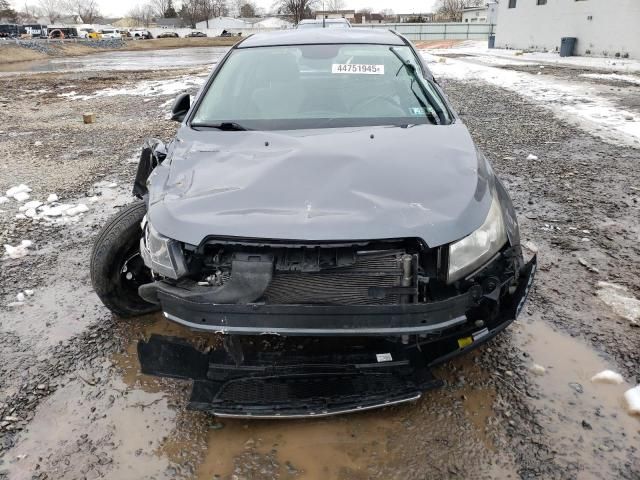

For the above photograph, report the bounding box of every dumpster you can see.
[488,34,496,49]
[560,37,576,57]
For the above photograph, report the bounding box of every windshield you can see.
[192,44,450,130]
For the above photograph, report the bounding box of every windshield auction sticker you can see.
[332,64,385,75]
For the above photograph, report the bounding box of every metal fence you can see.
[352,23,495,41]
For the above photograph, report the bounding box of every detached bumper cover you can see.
[137,256,536,418]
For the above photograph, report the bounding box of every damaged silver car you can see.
[91,29,536,418]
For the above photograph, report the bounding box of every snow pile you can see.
[625,386,640,415]
[3,240,33,259]
[6,184,32,202]
[46,193,58,202]
[526,154,539,161]
[0,196,8,205]
[596,282,640,325]
[591,370,624,385]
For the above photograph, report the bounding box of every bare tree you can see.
[434,0,482,22]
[38,0,63,23]
[0,0,18,22]
[239,1,256,17]
[65,0,100,23]
[180,0,201,27]
[129,2,154,26]
[149,0,169,18]
[325,0,343,13]
[275,0,315,24]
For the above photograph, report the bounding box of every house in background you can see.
[495,0,640,58]
[462,6,488,23]
[395,13,435,23]
[155,17,187,29]
[314,10,356,21]
[353,12,385,24]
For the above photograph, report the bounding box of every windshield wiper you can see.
[191,122,250,131]
[389,47,448,125]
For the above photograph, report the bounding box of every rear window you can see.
[192,44,450,130]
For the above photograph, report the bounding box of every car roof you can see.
[237,28,405,48]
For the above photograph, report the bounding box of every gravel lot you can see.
[0,49,638,479]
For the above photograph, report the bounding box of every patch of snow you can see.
[0,196,8,204]
[6,184,31,197]
[93,181,117,188]
[61,75,207,100]
[596,282,640,325]
[424,41,640,73]
[16,292,25,302]
[421,47,640,147]
[13,191,30,202]
[530,364,546,376]
[526,154,539,160]
[3,240,33,259]
[19,200,43,212]
[65,204,89,216]
[24,289,34,296]
[6,301,24,308]
[625,386,640,416]
[46,193,59,203]
[591,370,624,385]
[580,73,640,85]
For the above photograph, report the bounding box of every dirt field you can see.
[0,46,638,479]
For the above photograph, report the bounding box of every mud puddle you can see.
[0,46,229,74]
[515,318,640,478]
[3,311,638,479]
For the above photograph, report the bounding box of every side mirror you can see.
[171,93,191,122]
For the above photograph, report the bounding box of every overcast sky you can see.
[12,0,437,19]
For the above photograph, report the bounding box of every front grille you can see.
[263,250,405,305]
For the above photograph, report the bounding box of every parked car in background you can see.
[297,18,352,28]
[79,28,101,39]
[99,29,122,39]
[157,31,179,38]
[186,31,207,38]
[131,29,153,39]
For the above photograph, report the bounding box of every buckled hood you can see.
[147,123,494,247]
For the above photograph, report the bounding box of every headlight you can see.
[140,220,188,279]
[448,195,507,283]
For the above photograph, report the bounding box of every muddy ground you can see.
[0,50,639,480]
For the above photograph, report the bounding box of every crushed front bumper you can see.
[137,256,536,418]
[145,255,535,337]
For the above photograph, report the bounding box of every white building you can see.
[462,6,488,23]
[495,0,640,58]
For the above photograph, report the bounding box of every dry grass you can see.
[0,44,48,64]
[122,36,239,50]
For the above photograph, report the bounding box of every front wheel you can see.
[90,201,159,317]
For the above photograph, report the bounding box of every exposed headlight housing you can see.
[448,195,507,283]
[140,219,188,279]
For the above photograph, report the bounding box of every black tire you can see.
[90,201,159,317]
